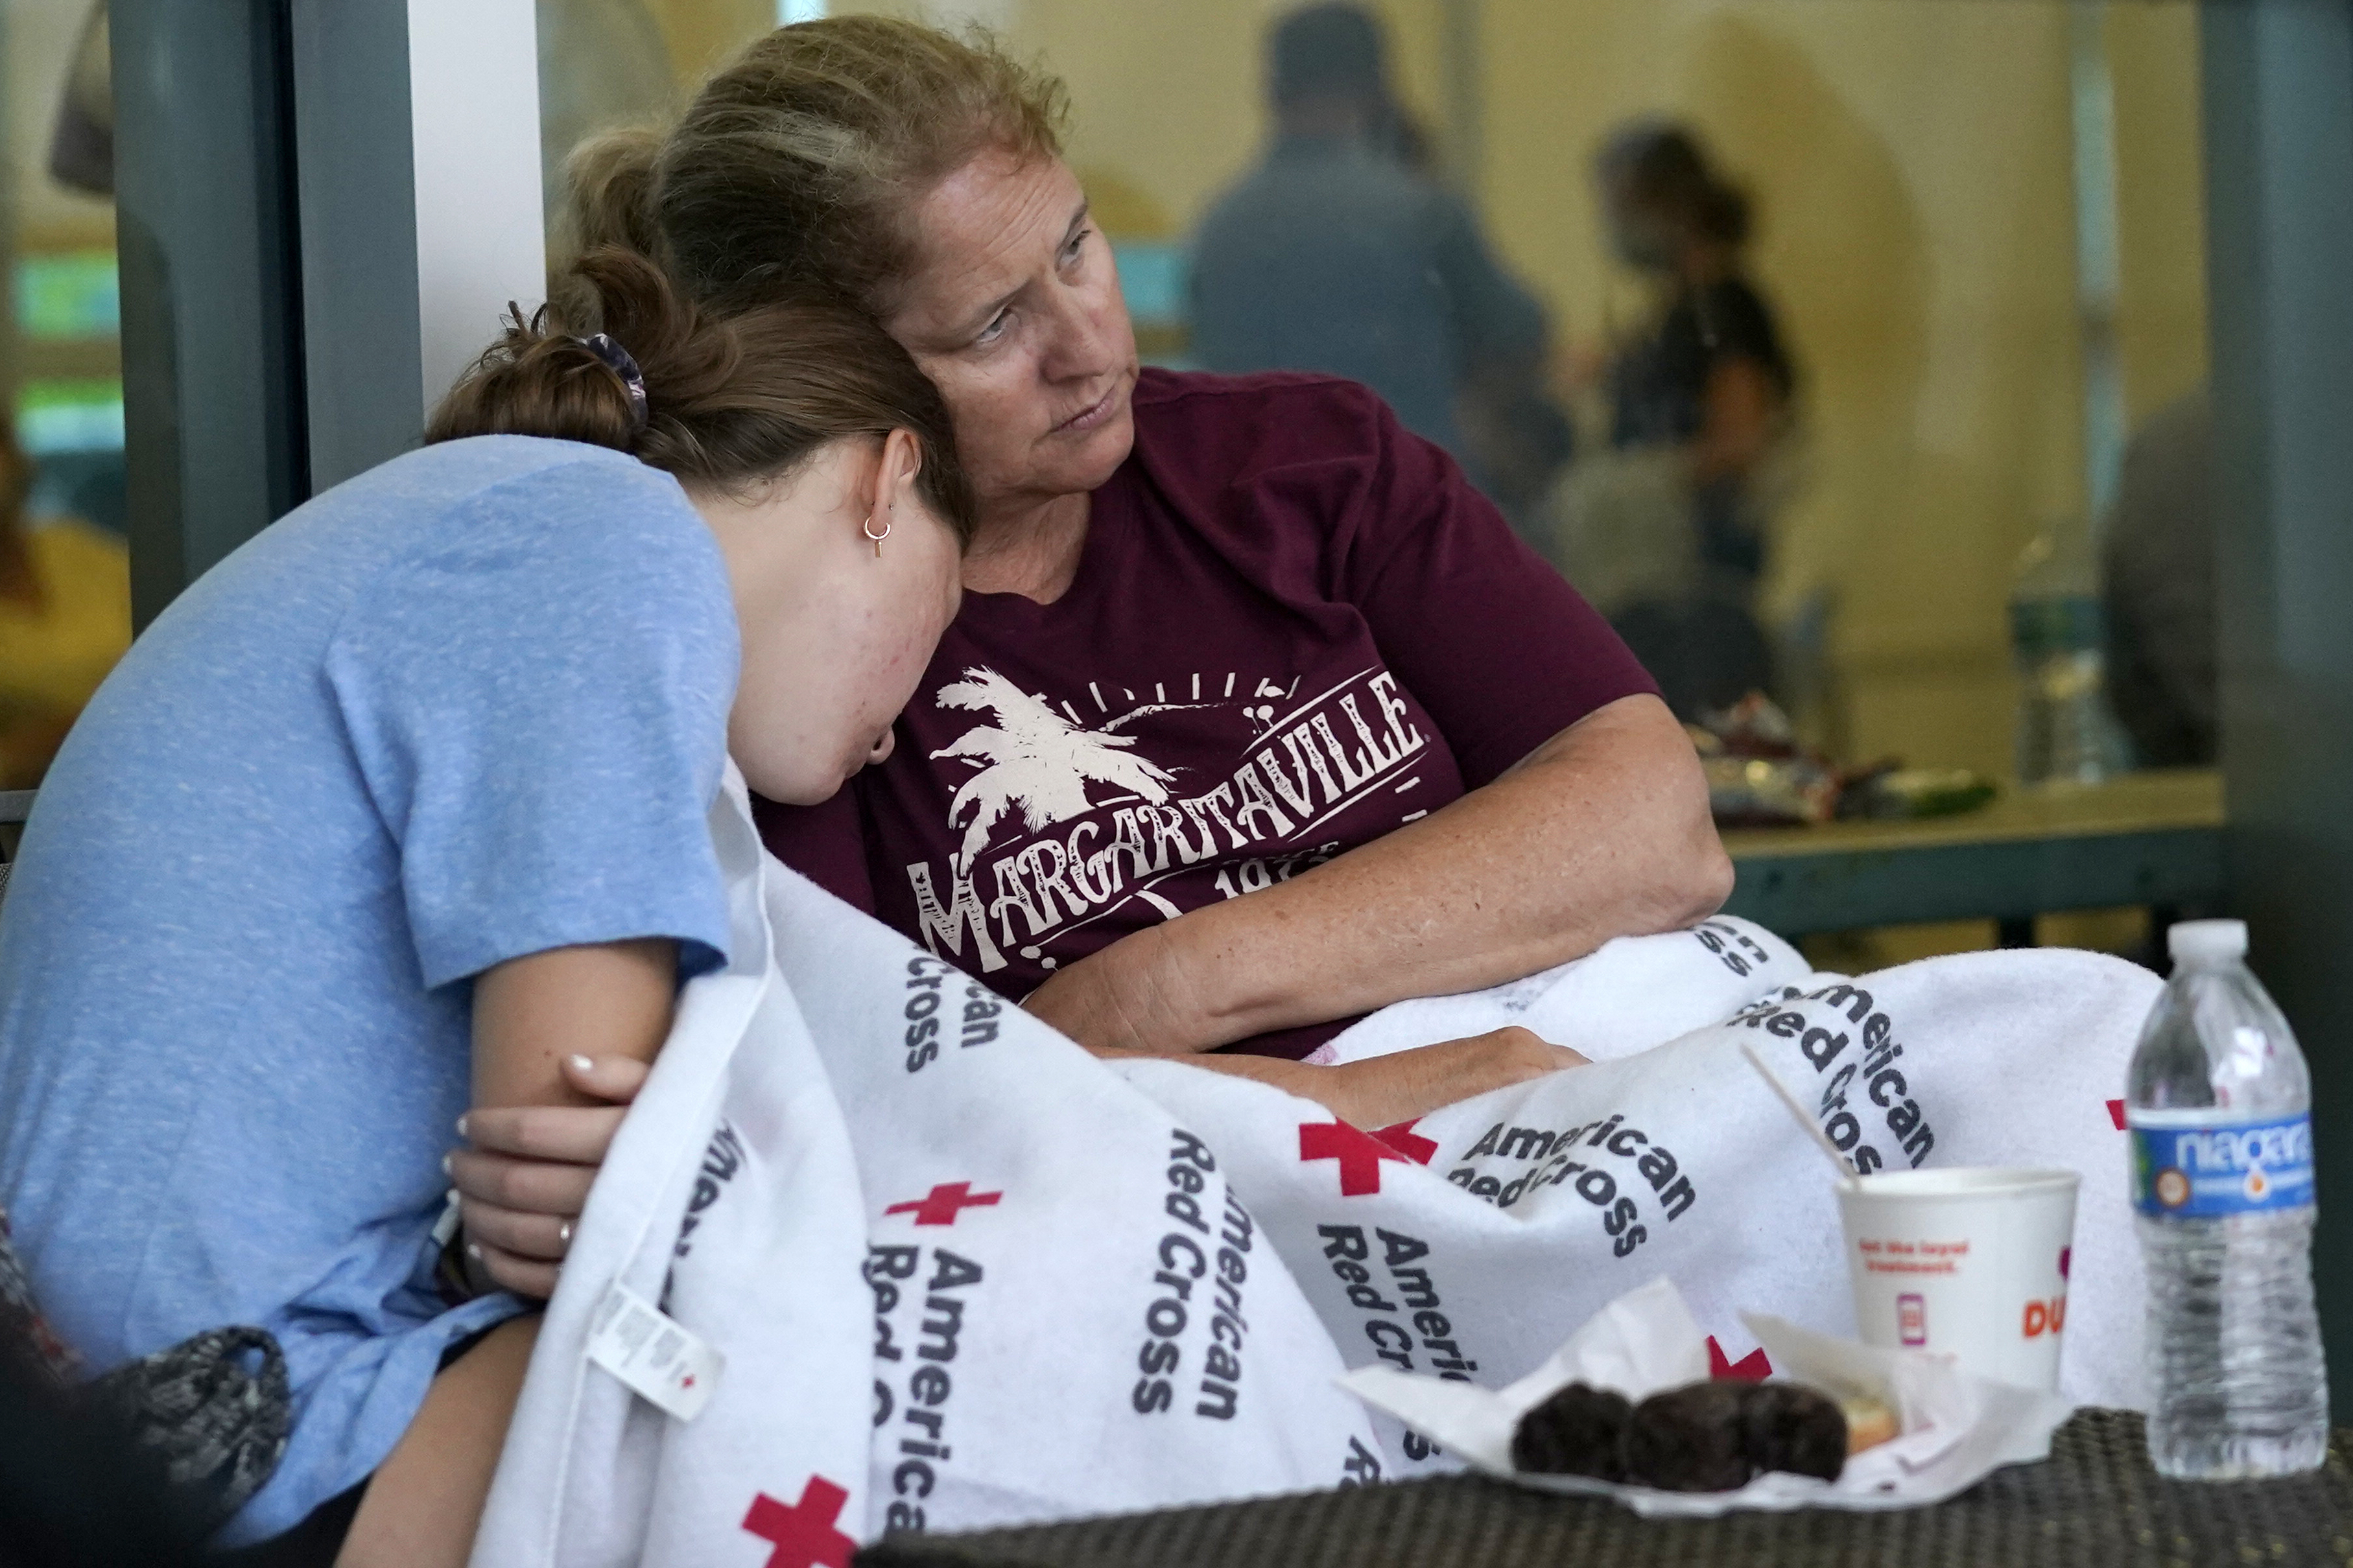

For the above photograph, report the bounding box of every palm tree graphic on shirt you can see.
[930,666,1178,872]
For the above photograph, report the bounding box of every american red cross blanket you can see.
[471,773,2157,1567]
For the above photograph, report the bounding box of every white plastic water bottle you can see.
[2127,919,2328,1477]
[2009,532,2131,786]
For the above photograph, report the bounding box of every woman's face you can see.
[885,152,1139,522]
[1601,175,1678,275]
[694,433,963,806]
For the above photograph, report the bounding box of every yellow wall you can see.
[647,0,777,81]
[2108,4,2210,427]
[649,0,2210,778]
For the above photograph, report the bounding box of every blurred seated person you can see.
[1190,3,1567,523]
[47,4,110,197]
[2101,387,2214,767]
[1546,120,1797,720]
[0,432,130,789]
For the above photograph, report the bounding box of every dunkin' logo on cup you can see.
[1897,1293,1926,1346]
[2022,1243,2072,1339]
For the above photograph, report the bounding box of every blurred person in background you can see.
[2101,387,2214,768]
[47,3,110,196]
[1547,119,1797,720]
[1189,3,1569,528]
[0,431,129,790]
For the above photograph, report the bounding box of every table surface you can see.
[1720,769,2225,861]
[1716,770,2227,937]
[861,1409,2353,1568]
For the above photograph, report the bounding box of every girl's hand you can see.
[1262,1027,1589,1128]
[1104,1026,1589,1130]
[447,1053,648,1299]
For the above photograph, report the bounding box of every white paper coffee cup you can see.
[1835,1166,2080,1391]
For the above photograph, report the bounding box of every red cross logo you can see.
[1299,1120,1410,1196]
[1706,1336,1773,1382]
[1372,1118,1439,1165]
[884,1181,1004,1226]
[742,1476,855,1568]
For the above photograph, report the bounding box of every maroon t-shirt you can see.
[757,369,1656,1057]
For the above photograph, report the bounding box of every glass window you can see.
[535,1,2211,961]
[3,0,128,793]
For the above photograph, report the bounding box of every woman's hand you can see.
[1111,1026,1589,1130]
[1021,928,1198,1056]
[448,1053,648,1299]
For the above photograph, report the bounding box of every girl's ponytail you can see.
[425,295,657,455]
[427,246,976,542]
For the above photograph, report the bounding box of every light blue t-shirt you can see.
[0,436,738,1543]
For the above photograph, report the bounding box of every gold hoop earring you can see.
[863,513,891,557]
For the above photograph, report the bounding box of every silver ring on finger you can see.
[558,1220,574,1252]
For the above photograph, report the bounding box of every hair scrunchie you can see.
[580,333,650,434]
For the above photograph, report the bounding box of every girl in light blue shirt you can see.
[0,248,969,1562]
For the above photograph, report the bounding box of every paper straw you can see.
[1738,1041,1860,1188]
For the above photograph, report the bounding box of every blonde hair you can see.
[567,16,1069,318]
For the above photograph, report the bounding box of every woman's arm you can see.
[452,938,676,1296]
[1024,691,1729,1056]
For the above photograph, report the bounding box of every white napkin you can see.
[1340,1277,2075,1517]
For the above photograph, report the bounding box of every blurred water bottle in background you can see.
[2128,920,2328,1479]
[2011,530,2132,786]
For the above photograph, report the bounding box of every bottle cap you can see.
[2168,919,2248,967]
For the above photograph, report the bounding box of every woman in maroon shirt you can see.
[562,16,1729,1128]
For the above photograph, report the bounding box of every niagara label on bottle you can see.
[2127,920,2328,1480]
[2130,1112,2315,1219]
